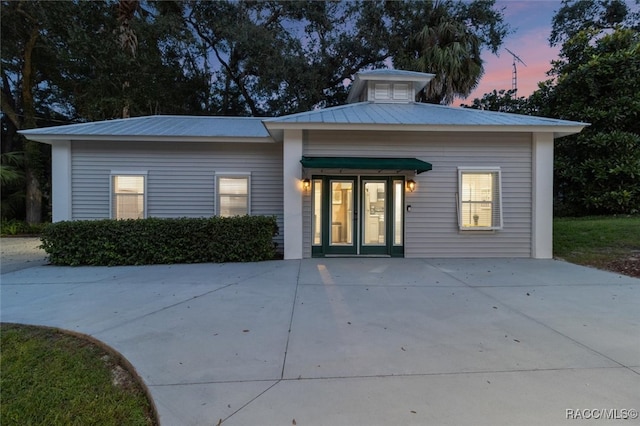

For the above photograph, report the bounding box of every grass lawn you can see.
[554,215,640,277]
[0,323,157,426]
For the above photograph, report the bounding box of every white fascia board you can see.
[20,135,276,144]
[264,122,588,138]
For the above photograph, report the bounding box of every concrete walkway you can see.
[1,253,639,425]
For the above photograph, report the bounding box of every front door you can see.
[312,176,405,257]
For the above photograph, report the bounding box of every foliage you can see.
[542,26,640,216]
[186,1,387,116]
[0,219,47,236]
[1,0,210,223]
[553,215,640,272]
[1,323,156,425]
[183,0,509,114]
[0,152,25,219]
[40,216,279,266]
[386,0,508,104]
[1,0,509,222]
[461,88,532,113]
[549,0,638,47]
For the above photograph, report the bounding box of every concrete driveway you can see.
[1,249,639,425]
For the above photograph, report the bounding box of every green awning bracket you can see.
[300,156,432,174]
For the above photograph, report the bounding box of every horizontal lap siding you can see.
[71,141,284,250]
[303,130,532,258]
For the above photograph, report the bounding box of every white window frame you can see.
[216,173,251,217]
[457,167,503,231]
[110,171,148,219]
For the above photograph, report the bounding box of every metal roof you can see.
[266,102,587,127]
[19,115,272,143]
[264,102,588,139]
[20,100,588,145]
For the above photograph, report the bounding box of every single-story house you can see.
[20,69,588,260]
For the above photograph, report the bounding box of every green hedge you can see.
[40,216,279,266]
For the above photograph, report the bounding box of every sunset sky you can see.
[464,0,562,103]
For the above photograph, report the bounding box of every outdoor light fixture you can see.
[406,179,416,192]
[302,178,311,191]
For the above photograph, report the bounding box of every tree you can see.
[186,0,391,116]
[1,0,57,223]
[539,1,640,215]
[461,88,531,113]
[185,0,508,114]
[549,0,637,47]
[2,0,509,221]
[388,0,508,104]
[1,0,211,223]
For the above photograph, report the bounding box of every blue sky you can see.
[466,0,562,102]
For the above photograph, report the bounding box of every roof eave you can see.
[263,122,588,139]
[18,133,275,144]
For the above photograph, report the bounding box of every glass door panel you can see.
[362,181,386,246]
[393,180,403,246]
[312,179,322,246]
[330,180,354,246]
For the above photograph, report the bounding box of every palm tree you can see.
[414,18,483,105]
[116,0,139,118]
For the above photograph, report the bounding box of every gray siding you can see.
[303,130,532,258]
[71,141,284,249]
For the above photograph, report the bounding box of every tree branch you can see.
[187,15,260,116]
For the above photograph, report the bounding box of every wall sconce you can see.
[302,178,311,191]
[406,179,416,192]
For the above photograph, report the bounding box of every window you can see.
[111,174,146,219]
[217,175,249,217]
[458,168,502,230]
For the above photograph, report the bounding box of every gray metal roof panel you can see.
[265,102,588,127]
[20,115,271,138]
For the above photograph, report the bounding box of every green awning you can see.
[300,156,432,174]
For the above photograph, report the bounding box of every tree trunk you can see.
[22,27,42,224]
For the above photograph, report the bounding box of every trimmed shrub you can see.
[40,216,279,266]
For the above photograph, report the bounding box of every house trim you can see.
[532,132,554,259]
[25,135,275,144]
[283,129,304,259]
[264,122,585,140]
[51,141,72,222]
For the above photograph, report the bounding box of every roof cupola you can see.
[346,69,435,104]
